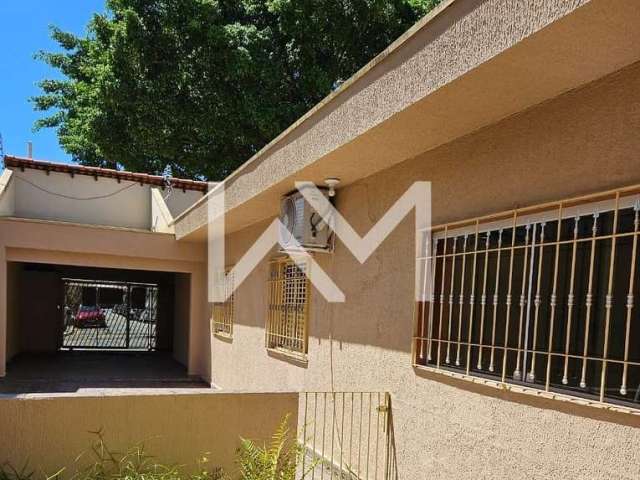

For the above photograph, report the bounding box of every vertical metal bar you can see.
[445,238,458,364]
[489,229,504,373]
[312,392,318,480]
[455,235,469,367]
[513,224,532,380]
[321,392,327,480]
[418,233,432,362]
[374,392,380,480]
[330,392,335,478]
[383,393,391,480]
[349,392,354,473]
[621,201,640,395]
[501,213,518,383]
[477,232,491,370]
[436,227,449,368]
[600,194,621,402]
[466,221,481,375]
[366,393,372,480]
[562,216,580,385]
[514,223,538,379]
[96,286,101,348]
[426,238,438,362]
[302,392,308,476]
[357,392,363,477]
[545,206,564,391]
[580,212,600,389]
[527,222,547,383]
[339,393,345,478]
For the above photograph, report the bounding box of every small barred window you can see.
[266,257,310,356]
[212,270,235,337]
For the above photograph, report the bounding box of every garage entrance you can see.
[1,262,203,393]
[61,279,159,351]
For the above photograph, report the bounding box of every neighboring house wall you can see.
[151,188,175,233]
[210,63,640,478]
[7,168,201,230]
[164,189,205,218]
[0,170,15,217]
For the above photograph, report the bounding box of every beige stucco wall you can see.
[0,170,15,217]
[0,218,210,380]
[5,263,21,362]
[0,392,298,478]
[173,273,191,367]
[6,168,201,230]
[210,62,640,478]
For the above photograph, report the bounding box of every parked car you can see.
[112,303,128,316]
[74,305,107,328]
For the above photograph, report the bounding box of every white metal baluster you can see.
[513,224,531,381]
[545,206,564,391]
[445,238,458,364]
[466,221,481,375]
[455,235,469,367]
[477,232,492,370]
[489,229,504,373]
[580,212,600,389]
[501,213,518,383]
[527,222,546,383]
[621,201,640,395]
[561,216,580,385]
[426,238,438,363]
[599,194,621,403]
[436,228,449,368]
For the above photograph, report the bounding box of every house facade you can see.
[2,0,640,478]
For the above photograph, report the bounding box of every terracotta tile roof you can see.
[3,156,208,193]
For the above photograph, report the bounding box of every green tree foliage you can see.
[33,0,441,180]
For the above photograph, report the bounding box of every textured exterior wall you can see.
[210,63,640,478]
[0,392,298,477]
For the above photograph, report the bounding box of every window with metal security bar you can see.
[414,186,640,410]
[266,257,310,356]
[212,270,235,338]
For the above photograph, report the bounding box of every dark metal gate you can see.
[60,278,159,350]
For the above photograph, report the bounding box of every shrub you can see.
[235,415,312,480]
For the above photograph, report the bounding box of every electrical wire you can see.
[14,174,138,201]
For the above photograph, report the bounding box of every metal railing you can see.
[298,392,394,480]
[414,184,640,410]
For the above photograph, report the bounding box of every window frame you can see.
[265,256,311,360]
[413,184,640,414]
[212,268,235,339]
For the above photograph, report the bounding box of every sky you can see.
[0,0,105,165]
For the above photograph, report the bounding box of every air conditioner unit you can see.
[279,186,333,252]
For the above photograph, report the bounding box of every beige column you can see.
[188,264,212,382]
[0,244,7,377]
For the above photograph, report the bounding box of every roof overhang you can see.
[4,156,209,193]
[175,0,640,241]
